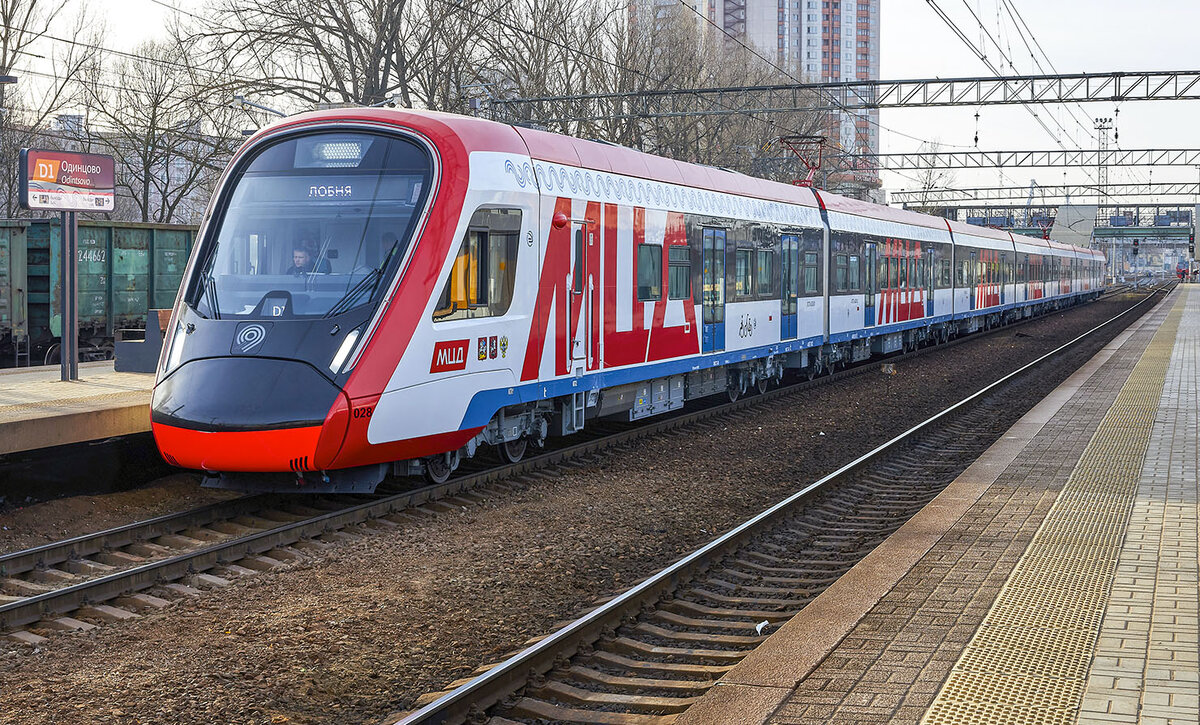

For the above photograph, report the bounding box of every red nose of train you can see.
[151,357,349,472]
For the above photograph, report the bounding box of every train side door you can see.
[969,250,978,311]
[781,233,798,339]
[569,221,593,370]
[863,241,876,327]
[702,228,726,353]
[926,247,935,317]
[1022,254,1029,301]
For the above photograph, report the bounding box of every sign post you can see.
[18,148,115,381]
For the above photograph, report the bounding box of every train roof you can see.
[248,109,1098,258]
[816,189,952,232]
[1011,233,1053,253]
[250,107,823,210]
[945,219,1014,243]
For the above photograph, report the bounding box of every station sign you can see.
[18,148,116,212]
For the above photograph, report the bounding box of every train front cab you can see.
[151,124,441,489]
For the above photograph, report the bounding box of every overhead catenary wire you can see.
[670,1,942,190]
[674,0,970,152]
[923,0,1102,189]
[424,0,944,187]
[996,0,1147,187]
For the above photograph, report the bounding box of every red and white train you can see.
[151,109,1105,492]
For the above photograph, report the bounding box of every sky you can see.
[879,0,1200,198]
[57,0,1200,201]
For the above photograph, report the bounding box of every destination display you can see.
[18,148,116,212]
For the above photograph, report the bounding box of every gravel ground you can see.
[0,474,237,554]
[0,294,1158,725]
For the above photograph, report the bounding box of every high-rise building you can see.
[633,0,881,194]
[718,0,879,167]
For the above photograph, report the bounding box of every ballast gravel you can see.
[0,295,1155,725]
[0,474,236,554]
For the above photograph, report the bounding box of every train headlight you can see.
[330,327,362,374]
[164,320,186,374]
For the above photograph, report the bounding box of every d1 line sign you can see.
[18,148,116,212]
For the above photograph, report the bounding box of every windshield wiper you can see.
[325,268,382,318]
[323,241,400,318]
[204,273,221,320]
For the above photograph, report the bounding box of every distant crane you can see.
[1023,179,1038,227]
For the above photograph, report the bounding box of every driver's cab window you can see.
[196,131,430,320]
[433,208,522,321]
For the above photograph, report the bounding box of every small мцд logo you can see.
[431,339,470,373]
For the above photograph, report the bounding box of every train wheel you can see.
[729,370,749,401]
[499,437,527,464]
[756,375,769,395]
[424,455,452,485]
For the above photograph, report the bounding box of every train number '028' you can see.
[352,406,374,419]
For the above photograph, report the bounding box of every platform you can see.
[679,286,1197,725]
[0,361,154,455]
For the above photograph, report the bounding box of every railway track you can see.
[392,284,1173,725]
[0,287,1163,644]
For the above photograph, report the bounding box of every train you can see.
[0,219,196,366]
[149,108,1106,493]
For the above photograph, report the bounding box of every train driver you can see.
[290,240,332,275]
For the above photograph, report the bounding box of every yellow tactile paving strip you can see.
[1078,286,1200,724]
[921,293,1185,725]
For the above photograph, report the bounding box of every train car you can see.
[0,219,196,366]
[150,109,1103,493]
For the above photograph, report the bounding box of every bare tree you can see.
[562,2,824,177]
[0,0,96,216]
[408,0,511,113]
[906,141,958,213]
[169,0,828,190]
[78,40,242,223]
[193,0,459,110]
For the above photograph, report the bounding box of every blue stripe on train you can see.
[458,290,1091,430]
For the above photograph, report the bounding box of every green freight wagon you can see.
[0,218,197,367]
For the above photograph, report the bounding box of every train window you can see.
[433,208,522,321]
[195,131,432,319]
[887,256,897,288]
[803,251,819,294]
[702,228,726,323]
[847,255,861,292]
[756,251,774,296]
[938,259,951,288]
[784,238,801,302]
[668,246,691,300]
[637,243,662,301]
[735,249,753,297]
[834,253,848,292]
[573,229,584,293]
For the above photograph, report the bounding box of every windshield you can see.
[193,131,431,319]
